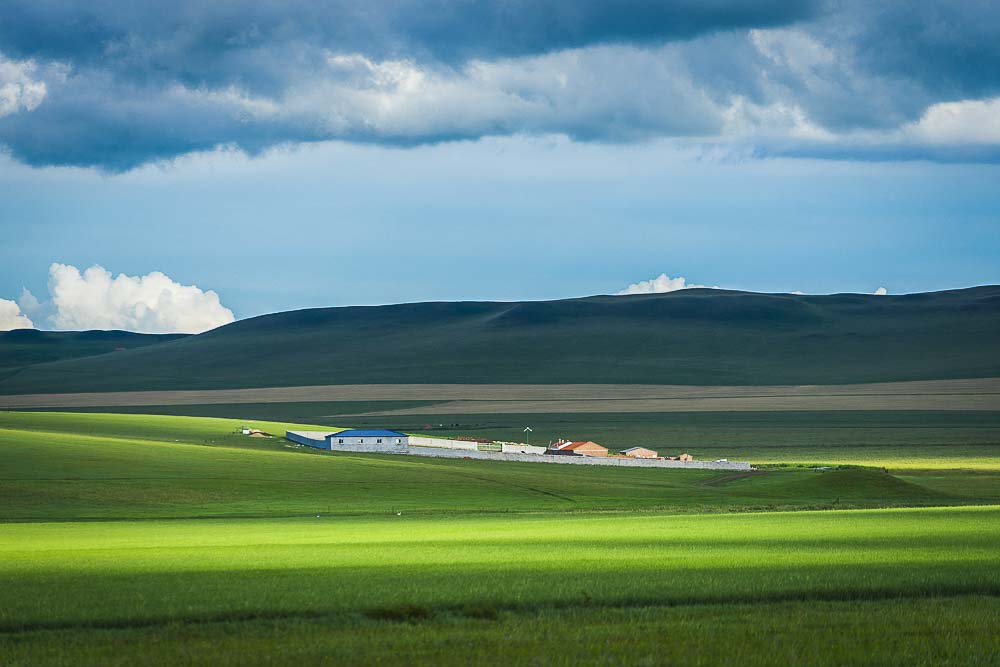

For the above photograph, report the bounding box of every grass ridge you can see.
[3,587,999,636]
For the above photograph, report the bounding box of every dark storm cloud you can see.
[786,0,1000,130]
[0,74,321,170]
[0,0,817,86]
[847,1,1000,100]
[0,0,997,169]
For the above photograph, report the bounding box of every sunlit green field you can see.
[1,411,999,665]
[4,508,999,628]
[1,508,998,665]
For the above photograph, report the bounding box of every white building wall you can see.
[326,434,408,450]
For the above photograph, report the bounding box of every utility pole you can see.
[523,426,533,445]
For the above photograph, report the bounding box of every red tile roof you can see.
[561,441,606,452]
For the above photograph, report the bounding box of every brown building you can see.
[622,447,658,459]
[549,441,609,457]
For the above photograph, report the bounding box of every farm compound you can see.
[284,430,751,470]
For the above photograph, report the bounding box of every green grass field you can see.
[3,411,998,521]
[2,411,998,665]
[1,509,998,665]
[36,405,1000,469]
[4,597,997,667]
[342,409,1000,469]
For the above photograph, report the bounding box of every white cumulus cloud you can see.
[0,298,34,330]
[906,97,1000,145]
[616,273,716,295]
[0,56,47,118]
[47,263,235,333]
[17,287,42,314]
[873,286,888,295]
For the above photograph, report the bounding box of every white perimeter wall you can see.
[501,443,546,455]
[408,437,545,454]
[408,436,478,451]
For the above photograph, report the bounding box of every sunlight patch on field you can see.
[0,507,997,632]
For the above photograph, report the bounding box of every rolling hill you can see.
[0,329,187,380]
[1,286,999,394]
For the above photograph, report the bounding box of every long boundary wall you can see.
[500,443,547,455]
[401,446,751,470]
[285,431,750,470]
[407,435,478,451]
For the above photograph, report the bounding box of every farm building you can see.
[622,447,658,459]
[326,429,408,448]
[285,429,409,451]
[548,441,609,457]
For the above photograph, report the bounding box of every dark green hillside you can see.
[0,329,186,380]
[1,287,999,393]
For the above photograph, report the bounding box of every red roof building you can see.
[549,441,609,457]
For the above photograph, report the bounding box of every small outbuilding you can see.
[622,447,659,459]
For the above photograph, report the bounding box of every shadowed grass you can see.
[3,597,997,667]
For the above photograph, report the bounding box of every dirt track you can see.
[2,378,999,412]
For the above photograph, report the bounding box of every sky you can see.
[1,1,999,332]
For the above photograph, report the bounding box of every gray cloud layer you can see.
[0,1,816,75]
[0,0,997,169]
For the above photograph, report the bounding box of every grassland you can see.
[7,411,994,521]
[2,411,998,665]
[7,507,994,628]
[29,405,1000,469]
[7,597,997,667]
[5,377,1000,409]
[338,408,1000,469]
[1,509,998,665]
[3,290,998,665]
[0,329,184,380]
[3,286,999,394]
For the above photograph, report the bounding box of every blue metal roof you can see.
[327,429,407,438]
